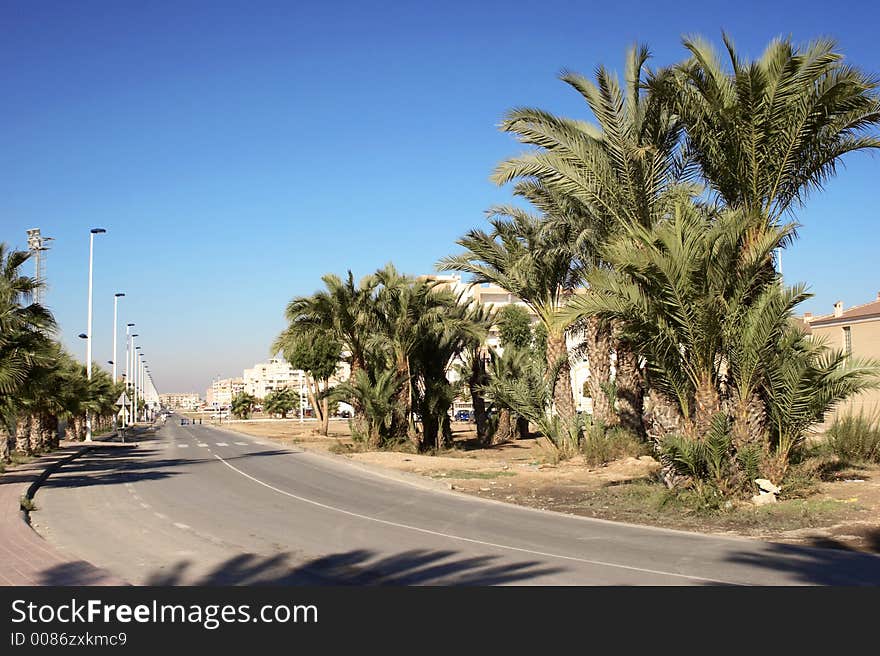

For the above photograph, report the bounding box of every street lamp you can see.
[84,228,106,442]
[112,293,125,383]
[134,346,142,423]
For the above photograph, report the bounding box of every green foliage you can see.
[263,387,299,419]
[328,368,403,448]
[581,424,649,467]
[659,414,737,496]
[230,392,258,420]
[826,412,880,463]
[278,328,341,382]
[497,305,532,350]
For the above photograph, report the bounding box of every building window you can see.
[843,326,852,357]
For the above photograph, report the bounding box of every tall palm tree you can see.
[439,206,581,423]
[281,271,378,416]
[490,45,684,432]
[654,34,880,224]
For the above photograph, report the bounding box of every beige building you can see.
[424,273,594,414]
[805,292,880,418]
[206,377,245,408]
[244,358,308,399]
[159,393,201,411]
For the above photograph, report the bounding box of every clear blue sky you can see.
[2,0,878,394]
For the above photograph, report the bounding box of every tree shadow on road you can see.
[140,549,566,586]
[721,531,880,585]
[35,443,295,490]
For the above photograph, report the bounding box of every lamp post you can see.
[125,324,134,428]
[84,228,106,442]
[134,346,142,423]
[112,294,125,383]
[131,336,139,424]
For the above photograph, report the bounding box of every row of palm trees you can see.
[274,265,494,450]
[0,245,124,464]
[277,34,880,498]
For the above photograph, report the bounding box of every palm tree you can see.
[370,265,463,445]
[654,34,880,225]
[263,387,298,419]
[328,368,403,448]
[231,393,257,420]
[490,45,685,432]
[439,205,581,423]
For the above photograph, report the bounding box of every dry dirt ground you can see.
[211,417,880,554]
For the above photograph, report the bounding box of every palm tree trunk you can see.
[492,409,516,444]
[45,414,60,449]
[582,317,615,426]
[320,379,330,436]
[731,390,767,451]
[546,332,575,422]
[348,356,366,418]
[516,416,529,439]
[0,425,11,463]
[694,372,721,438]
[469,349,490,444]
[29,413,43,453]
[15,416,31,455]
[615,339,644,437]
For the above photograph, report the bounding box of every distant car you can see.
[338,410,351,419]
[454,410,472,422]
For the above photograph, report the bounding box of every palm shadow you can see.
[722,530,880,585]
[135,549,566,586]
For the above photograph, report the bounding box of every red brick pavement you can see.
[0,443,129,586]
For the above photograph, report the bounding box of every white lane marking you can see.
[234,442,248,446]
[215,442,228,447]
[212,454,738,585]
[197,443,209,447]
[140,503,151,510]
[154,512,168,520]
[177,444,189,448]
[173,523,191,530]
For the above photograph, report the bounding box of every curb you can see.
[20,442,140,526]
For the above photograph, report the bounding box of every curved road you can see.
[30,418,880,585]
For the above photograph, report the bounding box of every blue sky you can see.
[2,0,879,393]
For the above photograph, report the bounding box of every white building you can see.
[425,273,593,414]
[243,358,308,399]
[206,377,245,408]
[159,393,201,411]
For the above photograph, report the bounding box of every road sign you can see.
[116,392,130,407]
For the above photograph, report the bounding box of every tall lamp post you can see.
[112,293,125,383]
[84,227,106,442]
[134,346,142,423]
[124,324,134,428]
[130,336,139,424]
[111,293,124,434]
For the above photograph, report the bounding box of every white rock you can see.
[755,478,781,495]
[751,491,777,506]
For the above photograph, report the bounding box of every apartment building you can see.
[158,393,201,411]
[243,358,308,399]
[805,292,880,418]
[206,377,245,408]
[424,273,594,414]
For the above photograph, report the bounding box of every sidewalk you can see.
[0,439,133,586]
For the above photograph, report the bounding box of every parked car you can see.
[454,410,472,422]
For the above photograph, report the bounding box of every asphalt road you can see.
[30,418,880,585]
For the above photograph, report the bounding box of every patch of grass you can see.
[825,412,880,463]
[329,442,357,455]
[571,479,865,534]
[430,469,516,480]
[9,452,36,466]
[20,495,36,512]
[581,426,651,467]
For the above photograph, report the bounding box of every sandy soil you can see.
[220,418,880,554]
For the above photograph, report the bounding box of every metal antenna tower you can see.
[26,228,54,304]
